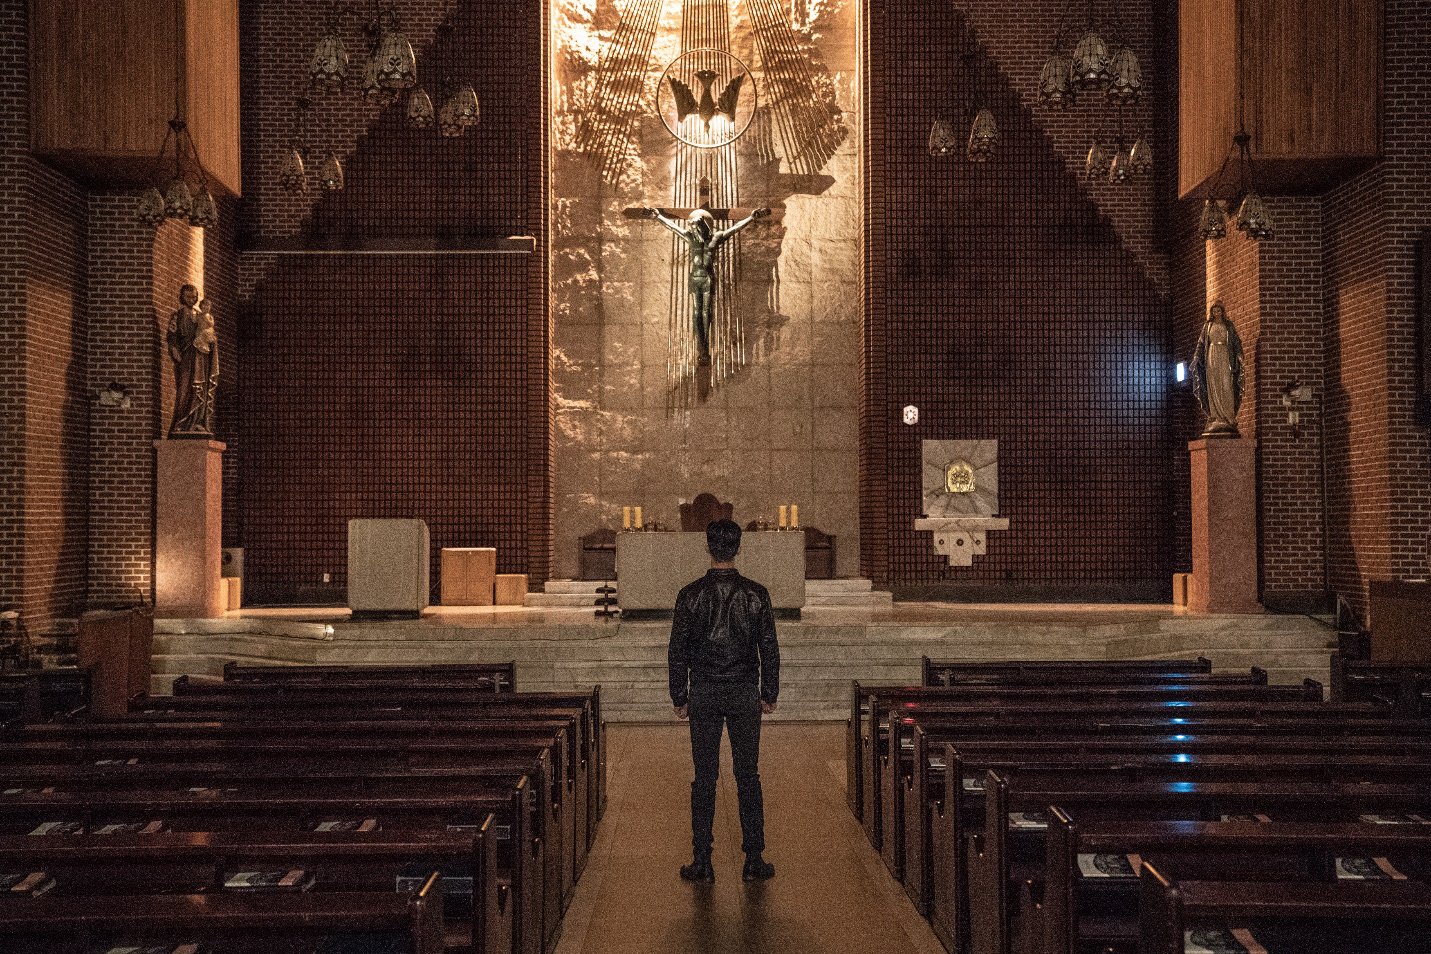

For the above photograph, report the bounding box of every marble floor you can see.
[552,722,944,954]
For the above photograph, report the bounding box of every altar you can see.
[615,531,807,618]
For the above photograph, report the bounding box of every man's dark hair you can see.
[706,519,742,563]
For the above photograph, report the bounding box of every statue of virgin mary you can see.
[1190,300,1244,438]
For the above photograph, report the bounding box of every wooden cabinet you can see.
[1370,581,1431,665]
[30,0,240,196]
[1179,0,1380,198]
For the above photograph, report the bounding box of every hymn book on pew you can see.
[1,871,56,897]
[1361,813,1431,824]
[222,869,315,891]
[1185,928,1267,954]
[312,818,379,832]
[1221,813,1272,822]
[103,945,201,954]
[396,862,473,898]
[1077,852,1143,878]
[94,820,167,835]
[1336,856,1408,879]
[1008,811,1048,829]
[29,821,83,836]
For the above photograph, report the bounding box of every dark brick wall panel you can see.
[233,0,550,603]
[862,0,1173,595]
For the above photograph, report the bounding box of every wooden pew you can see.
[900,723,1431,915]
[222,660,517,691]
[1042,815,1431,954]
[0,783,540,954]
[2,721,586,898]
[0,827,506,954]
[965,768,1431,954]
[1137,860,1431,954]
[0,873,444,954]
[852,669,1254,819]
[921,658,1214,686]
[848,679,1336,829]
[28,708,603,857]
[0,756,559,951]
[857,689,1369,853]
[1331,654,1431,718]
[142,682,607,821]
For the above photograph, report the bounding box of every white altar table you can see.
[615,531,806,617]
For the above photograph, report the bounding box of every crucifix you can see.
[624,179,775,365]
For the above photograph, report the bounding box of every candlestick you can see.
[791,504,799,529]
[779,505,788,529]
[634,506,643,530]
[622,506,631,530]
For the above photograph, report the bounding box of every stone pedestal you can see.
[1188,438,1262,615]
[914,516,1012,567]
[154,440,225,619]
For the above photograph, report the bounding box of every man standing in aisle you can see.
[668,518,780,883]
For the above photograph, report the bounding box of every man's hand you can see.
[753,207,772,220]
[761,700,777,714]
[675,704,688,720]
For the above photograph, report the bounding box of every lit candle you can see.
[779,505,788,529]
[622,507,631,530]
[791,504,799,529]
[634,506,643,529]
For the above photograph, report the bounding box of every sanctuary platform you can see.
[152,603,1336,722]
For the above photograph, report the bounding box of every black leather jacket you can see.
[668,568,780,707]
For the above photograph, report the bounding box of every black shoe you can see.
[742,856,775,882]
[680,859,715,883]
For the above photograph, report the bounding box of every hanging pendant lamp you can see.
[280,146,308,193]
[407,87,436,129]
[1038,53,1075,108]
[929,119,958,156]
[1199,199,1228,241]
[1071,30,1110,89]
[309,27,348,91]
[320,152,345,191]
[1104,46,1142,103]
[967,108,998,162]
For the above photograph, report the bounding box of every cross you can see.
[621,177,782,223]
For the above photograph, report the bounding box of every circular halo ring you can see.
[656,48,758,149]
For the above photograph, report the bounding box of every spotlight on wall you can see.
[903,405,920,425]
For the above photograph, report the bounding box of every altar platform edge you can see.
[151,602,1337,722]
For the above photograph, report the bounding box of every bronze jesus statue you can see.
[644,206,770,364]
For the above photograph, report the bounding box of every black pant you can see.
[688,681,765,859]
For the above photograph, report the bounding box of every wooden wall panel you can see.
[1179,0,1380,198]
[29,0,240,196]
[1178,0,1238,201]
[1244,0,1380,162]
[184,0,241,196]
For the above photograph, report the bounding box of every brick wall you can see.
[1173,197,1328,609]
[1319,0,1431,610]
[0,0,89,634]
[1168,0,1431,614]
[862,0,1173,597]
[232,0,550,603]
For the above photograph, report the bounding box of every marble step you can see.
[526,592,608,608]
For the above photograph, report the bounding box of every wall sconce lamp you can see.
[1174,361,1188,385]
[1281,381,1314,437]
[97,383,132,409]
